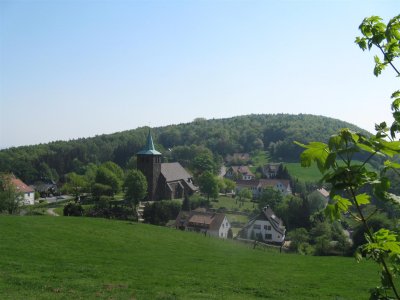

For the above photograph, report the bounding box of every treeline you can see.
[0,114,367,183]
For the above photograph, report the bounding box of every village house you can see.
[137,131,198,201]
[9,175,35,205]
[316,187,330,201]
[240,206,286,244]
[236,179,291,198]
[261,163,282,179]
[224,165,255,181]
[175,208,232,239]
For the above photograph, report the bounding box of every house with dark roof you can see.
[175,208,231,239]
[261,163,282,179]
[137,131,198,201]
[224,165,255,181]
[240,206,286,244]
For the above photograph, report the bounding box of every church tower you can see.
[137,131,162,201]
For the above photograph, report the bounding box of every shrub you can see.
[63,201,84,216]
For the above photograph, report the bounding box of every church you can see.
[137,132,198,201]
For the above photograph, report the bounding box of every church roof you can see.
[161,162,192,182]
[137,131,161,155]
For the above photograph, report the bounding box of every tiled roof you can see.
[176,210,227,230]
[259,179,290,189]
[317,188,330,198]
[10,178,34,193]
[263,206,285,235]
[236,179,290,189]
[230,166,255,176]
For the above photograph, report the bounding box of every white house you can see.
[261,163,282,178]
[241,206,286,244]
[175,209,231,239]
[224,165,255,181]
[10,176,35,205]
[236,179,291,198]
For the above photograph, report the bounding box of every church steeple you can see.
[136,129,161,201]
[137,130,161,155]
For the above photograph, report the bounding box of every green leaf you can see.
[355,193,370,205]
[333,195,352,211]
[324,204,340,221]
[295,141,329,173]
[391,90,400,99]
[384,160,400,169]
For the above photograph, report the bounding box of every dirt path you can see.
[47,208,59,216]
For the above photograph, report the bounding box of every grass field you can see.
[0,216,388,299]
[285,161,376,183]
[284,163,322,182]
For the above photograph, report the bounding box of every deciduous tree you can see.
[124,170,147,216]
[297,14,400,299]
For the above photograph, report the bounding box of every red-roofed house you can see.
[175,209,232,239]
[236,179,291,198]
[224,166,255,181]
[10,176,35,205]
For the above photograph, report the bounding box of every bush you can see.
[143,201,181,226]
[63,201,84,216]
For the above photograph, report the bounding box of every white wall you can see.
[24,192,35,205]
[247,220,284,243]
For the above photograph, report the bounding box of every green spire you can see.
[137,130,161,155]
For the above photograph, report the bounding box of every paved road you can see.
[39,195,73,203]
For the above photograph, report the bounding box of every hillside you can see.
[0,114,369,183]
[0,216,380,299]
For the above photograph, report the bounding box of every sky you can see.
[0,0,398,149]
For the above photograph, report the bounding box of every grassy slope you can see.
[284,163,322,183]
[0,216,383,300]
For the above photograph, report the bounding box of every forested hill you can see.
[0,114,368,183]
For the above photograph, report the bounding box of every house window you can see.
[263,225,271,231]
[253,224,261,230]
[265,234,272,240]
[222,224,224,228]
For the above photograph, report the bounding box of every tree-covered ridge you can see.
[0,114,367,183]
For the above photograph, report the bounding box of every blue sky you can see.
[0,0,398,149]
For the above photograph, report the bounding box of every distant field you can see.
[0,216,387,299]
[284,163,322,182]
[285,161,376,183]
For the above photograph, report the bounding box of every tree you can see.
[287,228,310,253]
[198,171,219,201]
[297,15,400,299]
[181,192,191,211]
[95,166,121,197]
[223,178,236,194]
[192,153,217,176]
[258,187,283,210]
[61,172,87,201]
[124,170,147,216]
[237,188,252,207]
[143,200,181,226]
[0,174,22,214]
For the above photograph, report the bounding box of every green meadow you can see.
[0,216,384,299]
